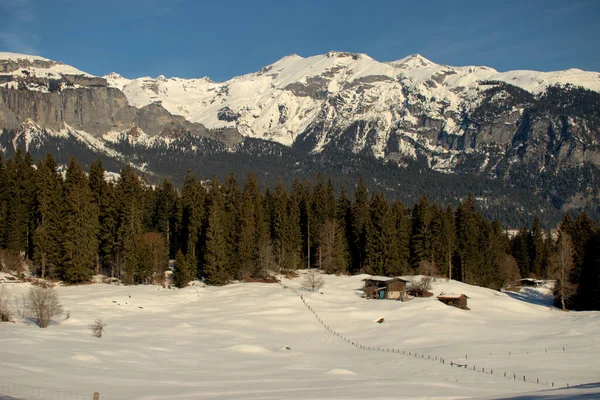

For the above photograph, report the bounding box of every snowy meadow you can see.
[1,273,599,400]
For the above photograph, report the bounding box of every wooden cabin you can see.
[363,277,408,300]
[516,278,538,287]
[437,293,469,310]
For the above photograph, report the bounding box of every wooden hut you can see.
[363,277,408,300]
[437,293,469,310]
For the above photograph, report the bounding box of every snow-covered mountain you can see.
[103,51,600,153]
[1,51,599,225]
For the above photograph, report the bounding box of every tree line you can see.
[0,150,598,310]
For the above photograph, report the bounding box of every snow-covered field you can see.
[1,273,599,400]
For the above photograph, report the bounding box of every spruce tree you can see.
[530,216,545,278]
[88,159,106,275]
[180,171,205,275]
[456,195,482,283]
[351,177,369,273]
[61,157,98,283]
[365,193,399,276]
[204,196,230,285]
[4,149,36,255]
[33,154,64,278]
[153,179,180,258]
[223,173,241,278]
[391,201,411,274]
[173,249,195,288]
[114,165,144,282]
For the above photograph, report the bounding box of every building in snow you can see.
[437,293,469,309]
[363,277,408,300]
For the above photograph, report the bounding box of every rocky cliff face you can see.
[0,53,242,147]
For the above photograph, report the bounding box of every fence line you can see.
[279,281,573,390]
[0,380,121,400]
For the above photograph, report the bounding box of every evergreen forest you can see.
[1,150,599,311]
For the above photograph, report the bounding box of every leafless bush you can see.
[363,285,377,299]
[30,279,55,288]
[90,320,107,338]
[13,294,26,319]
[416,260,439,277]
[408,276,432,297]
[0,286,12,322]
[302,269,324,292]
[0,250,24,274]
[26,286,64,328]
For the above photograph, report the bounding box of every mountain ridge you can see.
[1,51,599,226]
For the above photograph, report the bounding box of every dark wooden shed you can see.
[363,277,408,300]
[437,293,469,310]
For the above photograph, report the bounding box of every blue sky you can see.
[1,0,598,81]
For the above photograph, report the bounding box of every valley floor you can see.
[0,273,599,400]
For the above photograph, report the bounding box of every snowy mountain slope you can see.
[0,274,599,399]
[0,52,91,78]
[102,51,600,144]
[97,52,600,176]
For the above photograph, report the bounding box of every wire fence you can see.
[279,281,582,390]
[0,380,120,400]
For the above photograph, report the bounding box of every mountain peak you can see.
[389,54,438,69]
[0,52,52,62]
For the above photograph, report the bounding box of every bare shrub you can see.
[90,320,107,338]
[0,250,24,274]
[302,269,324,292]
[550,233,577,310]
[13,294,26,319]
[26,286,64,328]
[407,276,432,297]
[0,286,13,322]
[497,252,521,287]
[363,285,377,299]
[416,260,439,277]
[30,279,55,289]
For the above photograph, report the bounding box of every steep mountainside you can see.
[1,51,599,226]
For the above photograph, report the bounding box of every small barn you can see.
[516,278,539,287]
[363,277,408,300]
[437,293,469,310]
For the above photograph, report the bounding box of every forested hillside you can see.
[0,150,598,310]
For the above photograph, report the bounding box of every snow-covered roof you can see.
[363,276,408,283]
[437,293,468,299]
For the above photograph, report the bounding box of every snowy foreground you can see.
[1,273,599,400]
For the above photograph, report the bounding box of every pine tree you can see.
[180,171,205,275]
[223,173,241,278]
[33,154,64,278]
[351,177,369,273]
[204,196,230,285]
[456,195,482,283]
[291,178,309,269]
[173,249,195,288]
[391,201,411,274]
[441,205,456,279]
[410,197,434,267]
[114,165,144,282]
[88,159,106,275]
[511,228,531,277]
[271,179,290,271]
[4,149,36,255]
[153,179,180,258]
[365,193,399,275]
[238,173,265,278]
[61,157,98,283]
[530,216,545,278]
